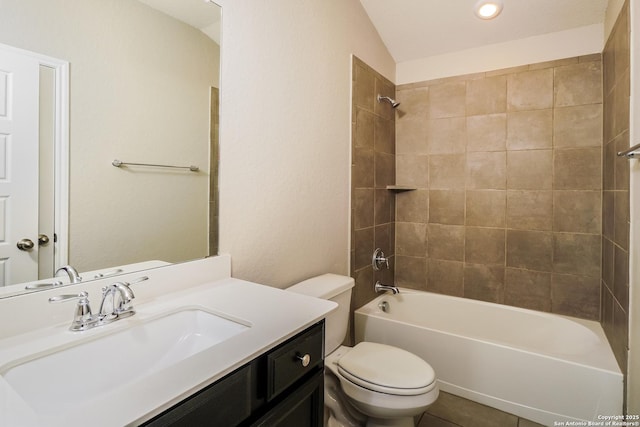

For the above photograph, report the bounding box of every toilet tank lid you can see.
[287,273,354,299]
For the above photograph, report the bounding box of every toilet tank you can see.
[287,274,354,356]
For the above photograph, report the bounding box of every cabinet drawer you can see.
[267,321,324,401]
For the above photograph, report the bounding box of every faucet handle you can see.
[49,291,95,331]
[48,291,90,304]
[372,248,390,271]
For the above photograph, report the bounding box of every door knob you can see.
[17,239,35,251]
[38,234,50,245]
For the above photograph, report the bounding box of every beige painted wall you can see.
[0,0,220,272]
[397,24,604,84]
[215,0,395,287]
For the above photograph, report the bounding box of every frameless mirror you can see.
[0,0,221,298]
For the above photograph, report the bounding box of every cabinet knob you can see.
[296,353,311,367]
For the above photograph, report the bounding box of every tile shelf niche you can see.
[385,185,416,192]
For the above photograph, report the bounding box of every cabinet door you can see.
[251,369,323,427]
[142,364,252,427]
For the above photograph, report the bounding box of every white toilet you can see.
[287,274,438,427]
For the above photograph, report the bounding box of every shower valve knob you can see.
[372,248,390,271]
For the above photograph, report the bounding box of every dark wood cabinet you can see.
[141,321,324,427]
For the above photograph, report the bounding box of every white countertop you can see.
[0,273,336,427]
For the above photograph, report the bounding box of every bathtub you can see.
[354,289,623,426]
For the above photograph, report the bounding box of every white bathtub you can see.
[354,289,623,426]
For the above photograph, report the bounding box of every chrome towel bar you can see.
[112,159,199,172]
[617,143,640,159]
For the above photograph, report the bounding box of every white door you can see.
[0,49,40,286]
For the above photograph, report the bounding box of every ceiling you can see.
[137,0,221,44]
[359,0,608,63]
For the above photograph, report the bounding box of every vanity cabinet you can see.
[141,321,324,427]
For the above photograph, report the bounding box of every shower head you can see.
[377,95,400,108]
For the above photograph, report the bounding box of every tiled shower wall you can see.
[602,0,630,377]
[394,56,604,321]
[351,57,396,312]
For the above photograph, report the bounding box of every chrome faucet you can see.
[374,281,400,294]
[98,282,136,321]
[55,265,83,283]
[48,276,147,331]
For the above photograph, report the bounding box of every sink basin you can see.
[1,309,249,415]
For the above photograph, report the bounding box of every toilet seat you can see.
[337,342,436,396]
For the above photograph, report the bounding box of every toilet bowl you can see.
[287,274,439,427]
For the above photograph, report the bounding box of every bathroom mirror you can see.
[0,0,221,297]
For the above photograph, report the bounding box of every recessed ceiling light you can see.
[474,0,503,20]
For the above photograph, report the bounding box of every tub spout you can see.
[374,281,399,294]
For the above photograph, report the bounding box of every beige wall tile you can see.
[375,116,395,154]
[613,68,630,143]
[603,190,615,239]
[551,274,600,320]
[428,224,464,261]
[375,151,395,188]
[614,190,630,250]
[430,154,466,189]
[507,68,553,111]
[395,255,426,290]
[430,81,466,118]
[553,148,601,190]
[464,264,505,303]
[506,110,552,150]
[354,227,374,270]
[429,190,465,225]
[467,113,507,152]
[553,191,601,233]
[466,190,506,227]
[553,104,603,148]
[353,267,375,313]
[506,230,553,271]
[603,140,616,191]
[614,131,630,191]
[355,108,375,149]
[428,117,467,154]
[397,154,429,188]
[354,189,374,229]
[375,224,394,258]
[374,189,393,225]
[553,233,601,278]
[352,148,374,188]
[613,245,629,308]
[466,151,506,189]
[396,190,428,223]
[554,61,603,107]
[465,227,505,265]
[396,118,428,154]
[506,190,552,230]
[396,222,427,257]
[354,64,375,111]
[602,237,615,289]
[396,86,429,119]
[466,75,507,116]
[507,150,553,190]
[427,259,464,296]
[504,268,551,311]
[612,301,629,371]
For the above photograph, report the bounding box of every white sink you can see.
[1,309,249,416]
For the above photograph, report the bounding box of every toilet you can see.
[287,274,438,427]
